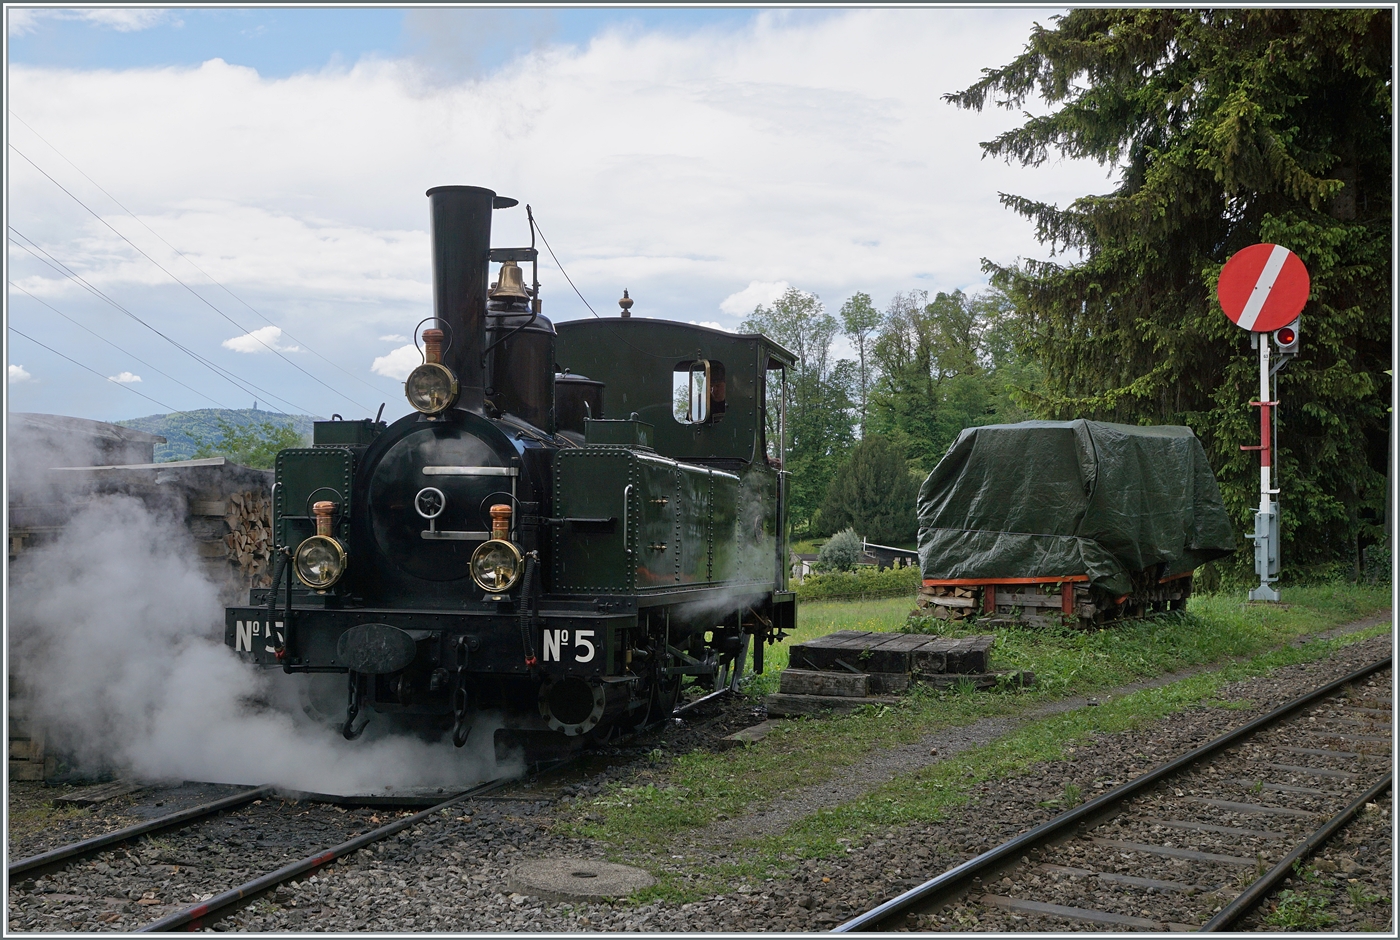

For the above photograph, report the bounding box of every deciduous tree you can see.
[743,288,855,534]
[193,418,305,470]
[839,292,882,437]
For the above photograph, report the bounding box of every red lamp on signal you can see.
[1272,318,1300,353]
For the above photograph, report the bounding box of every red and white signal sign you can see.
[1217,243,1310,332]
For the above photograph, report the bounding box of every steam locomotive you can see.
[225,185,795,751]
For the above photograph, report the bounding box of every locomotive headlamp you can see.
[470,538,523,592]
[406,328,459,415]
[294,536,347,590]
[295,500,347,590]
[406,363,459,415]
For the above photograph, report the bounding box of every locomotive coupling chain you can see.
[451,636,471,748]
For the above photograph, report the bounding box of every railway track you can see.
[6,771,551,932]
[836,657,1392,932]
[6,684,747,933]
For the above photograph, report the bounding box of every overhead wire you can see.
[8,228,307,415]
[7,279,233,410]
[531,209,688,361]
[531,214,601,318]
[8,109,394,400]
[10,141,372,412]
[9,325,186,415]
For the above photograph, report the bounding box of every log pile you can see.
[917,583,977,621]
[222,491,273,587]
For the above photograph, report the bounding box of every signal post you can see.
[1217,244,1309,602]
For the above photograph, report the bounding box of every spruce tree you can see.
[948,9,1391,576]
[818,434,920,545]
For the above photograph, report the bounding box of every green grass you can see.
[1346,882,1389,907]
[571,583,1390,902]
[908,582,1392,698]
[6,802,90,842]
[1266,889,1336,930]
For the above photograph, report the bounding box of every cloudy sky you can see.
[5,6,1114,424]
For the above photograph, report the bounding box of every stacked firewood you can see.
[223,491,273,587]
[917,583,978,621]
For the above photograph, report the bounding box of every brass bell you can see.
[488,260,530,303]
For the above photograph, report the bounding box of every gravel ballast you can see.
[6,624,1392,933]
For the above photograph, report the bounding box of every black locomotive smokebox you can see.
[336,623,418,674]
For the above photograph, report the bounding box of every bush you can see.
[816,528,863,572]
[795,564,921,601]
[1361,542,1391,584]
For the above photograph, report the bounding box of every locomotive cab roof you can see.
[555,317,795,466]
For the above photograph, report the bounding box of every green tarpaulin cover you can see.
[917,420,1236,596]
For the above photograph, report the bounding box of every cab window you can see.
[672,360,726,425]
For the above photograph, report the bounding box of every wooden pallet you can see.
[8,715,54,782]
[920,573,1194,627]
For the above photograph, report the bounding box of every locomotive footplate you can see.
[225,606,634,677]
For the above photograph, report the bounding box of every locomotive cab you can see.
[225,184,796,756]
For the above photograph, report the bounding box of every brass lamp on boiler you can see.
[405,327,460,415]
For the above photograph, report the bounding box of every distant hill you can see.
[118,408,319,462]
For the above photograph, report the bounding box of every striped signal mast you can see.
[1217,244,1310,602]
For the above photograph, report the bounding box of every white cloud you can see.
[7,8,1113,421]
[379,334,409,342]
[8,9,173,37]
[107,371,142,384]
[689,320,730,332]
[720,281,791,317]
[371,344,422,380]
[221,325,300,354]
[81,10,174,32]
[9,364,34,384]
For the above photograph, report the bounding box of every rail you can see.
[836,655,1392,932]
[8,786,274,878]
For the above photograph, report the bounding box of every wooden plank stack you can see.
[766,630,1031,718]
[7,716,52,782]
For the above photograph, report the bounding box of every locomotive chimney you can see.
[425,185,503,413]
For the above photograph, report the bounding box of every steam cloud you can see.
[9,483,517,795]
